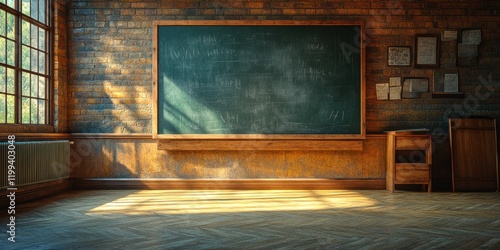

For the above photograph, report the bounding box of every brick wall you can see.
[54,0,68,132]
[65,0,500,133]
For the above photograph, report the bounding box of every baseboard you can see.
[72,178,386,190]
[0,179,72,208]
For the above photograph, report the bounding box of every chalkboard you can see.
[153,20,365,139]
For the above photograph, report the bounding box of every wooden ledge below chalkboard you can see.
[157,140,363,151]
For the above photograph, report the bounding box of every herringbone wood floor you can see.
[1,190,499,249]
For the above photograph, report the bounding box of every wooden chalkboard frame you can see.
[152,20,366,146]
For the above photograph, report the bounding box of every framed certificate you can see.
[387,46,411,66]
[414,35,439,68]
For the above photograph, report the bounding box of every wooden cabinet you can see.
[449,118,499,191]
[386,131,432,192]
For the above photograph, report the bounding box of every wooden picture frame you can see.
[414,35,439,68]
[387,46,411,66]
[152,20,367,150]
[433,70,459,93]
[402,77,429,99]
[457,28,481,66]
[459,28,481,45]
[432,70,463,98]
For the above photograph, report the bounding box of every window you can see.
[0,0,51,125]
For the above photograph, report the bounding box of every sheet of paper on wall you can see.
[444,73,459,92]
[389,77,401,87]
[376,83,389,100]
[441,30,458,42]
[389,86,402,100]
[408,79,429,92]
[416,37,437,65]
[461,29,481,45]
[402,81,419,99]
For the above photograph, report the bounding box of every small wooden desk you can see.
[386,131,432,192]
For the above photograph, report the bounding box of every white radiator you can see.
[0,140,70,189]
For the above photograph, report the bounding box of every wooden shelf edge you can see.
[394,146,430,150]
[154,134,366,140]
[70,133,153,139]
[157,140,363,151]
[0,133,71,140]
[395,163,429,167]
[432,92,464,98]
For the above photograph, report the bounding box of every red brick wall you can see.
[364,1,500,134]
[54,0,68,132]
[61,1,500,189]
[65,0,500,134]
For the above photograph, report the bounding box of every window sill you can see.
[0,124,54,134]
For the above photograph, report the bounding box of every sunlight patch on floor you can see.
[88,190,378,215]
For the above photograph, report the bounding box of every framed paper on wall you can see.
[402,77,429,99]
[432,70,463,98]
[460,28,481,45]
[414,35,439,68]
[433,70,459,93]
[387,46,411,66]
[457,28,481,66]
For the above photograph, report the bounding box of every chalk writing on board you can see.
[339,42,358,63]
[157,25,362,135]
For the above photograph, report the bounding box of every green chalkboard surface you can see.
[154,21,365,138]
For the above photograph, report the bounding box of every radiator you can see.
[0,140,70,189]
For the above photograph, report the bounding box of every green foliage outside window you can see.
[0,0,50,125]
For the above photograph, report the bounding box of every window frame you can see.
[0,0,53,132]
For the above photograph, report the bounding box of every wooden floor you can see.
[1,190,500,249]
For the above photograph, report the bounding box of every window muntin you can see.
[0,0,50,125]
